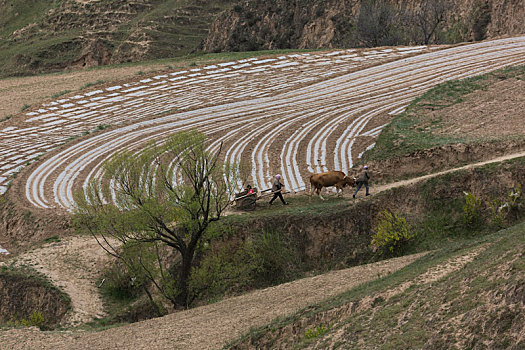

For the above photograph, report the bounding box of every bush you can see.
[305,324,330,340]
[491,185,524,225]
[371,210,415,256]
[10,311,45,330]
[462,191,483,228]
[190,230,300,304]
[100,262,141,301]
[490,198,505,228]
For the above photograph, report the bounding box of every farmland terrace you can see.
[0,36,524,257]
[0,36,524,348]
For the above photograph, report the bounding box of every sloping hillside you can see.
[2,0,524,77]
[202,0,525,52]
[0,0,238,77]
[229,221,525,349]
[0,35,524,348]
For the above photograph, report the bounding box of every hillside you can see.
[230,221,525,349]
[2,0,524,78]
[202,0,525,52]
[0,37,524,348]
[0,0,238,77]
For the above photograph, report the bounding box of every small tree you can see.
[73,130,238,309]
[462,191,483,228]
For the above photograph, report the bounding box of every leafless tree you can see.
[356,0,402,47]
[411,0,450,45]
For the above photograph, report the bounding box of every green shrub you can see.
[21,312,45,328]
[52,90,72,98]
[371,210,415,256]
[462,191,483,228]
[305,323,330,340]
[490,198,505,228]
[100,259,142,301]
[11,311,45,330]
[492,185,524,224]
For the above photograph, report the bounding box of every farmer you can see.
[269,174,288,205]
[244,184,254,195]
[353,165,370,198]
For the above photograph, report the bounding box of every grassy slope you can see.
[228,221,525,349]
[0,1,54,38]
[0,0,239,77]
[366,65,525,161]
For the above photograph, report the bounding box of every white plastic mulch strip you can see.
[0,245,9,255]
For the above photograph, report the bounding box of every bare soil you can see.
[0,65,173,121]
[436,78,525,138]
[0,39,523,349]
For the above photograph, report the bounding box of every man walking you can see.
[269,174,288,205]
[353,165,370,198]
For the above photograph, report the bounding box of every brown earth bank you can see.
[0,253,425,349]
[0,271,70,329]
[367,138,525,184]
[202,0,525,53]
[224,156,525,269]
[1,139,524,257]
[362,72,525,183]
[229,246,490,349]
[1,154,524,348]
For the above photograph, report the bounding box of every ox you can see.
[309,171,355,200]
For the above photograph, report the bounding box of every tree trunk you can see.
[176,246,195,308]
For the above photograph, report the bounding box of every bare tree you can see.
[73,130,238,308]
[356,0,402,47]
[412,0,450,45]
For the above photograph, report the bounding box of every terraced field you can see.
[1,36,525,255]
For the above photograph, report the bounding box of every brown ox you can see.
[309,171,355,200]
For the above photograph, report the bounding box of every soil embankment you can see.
[0,253,424,349]
[0,271,70,329]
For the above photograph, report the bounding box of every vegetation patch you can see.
[367,65,525,161]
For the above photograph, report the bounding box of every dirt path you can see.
[0,253,425,349]
[371,151,525,195]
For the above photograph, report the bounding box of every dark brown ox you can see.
[309,171,356,200]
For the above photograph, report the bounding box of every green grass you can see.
[0,0,55,40]
[0,114,12,122]
[52,90,72,98]
[366,65,525,161]
[0,0,246,78]
[80,80,105,90]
